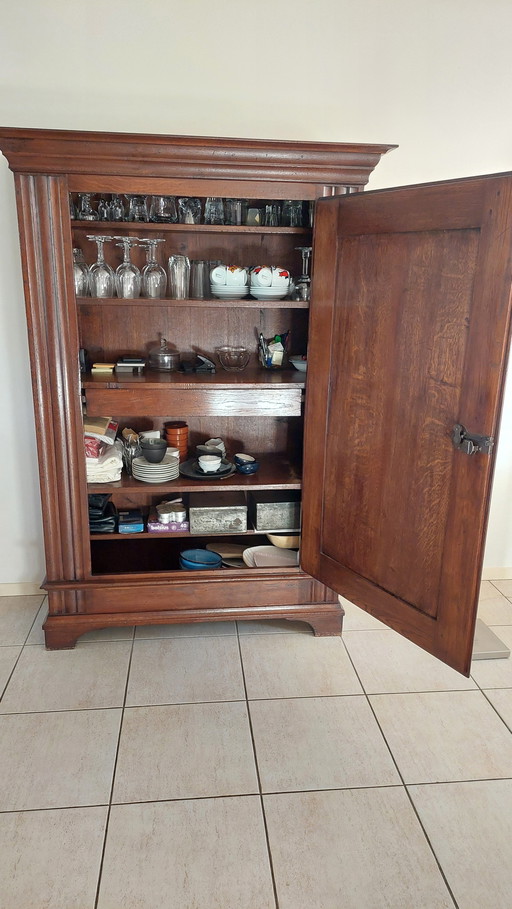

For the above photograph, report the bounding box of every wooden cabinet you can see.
[2,128,511,676]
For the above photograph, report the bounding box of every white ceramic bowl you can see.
[289,356,307,372]
[198,454,222,473]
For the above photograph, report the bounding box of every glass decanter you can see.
[140,238,167,298]
[294,246,312,301]
[72,248,89,297]
[87,235,115,298]
[114,236,141,298]
[77,193,98,221]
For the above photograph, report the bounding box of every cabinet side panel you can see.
[14,174,89,588]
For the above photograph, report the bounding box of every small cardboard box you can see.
[189,492,247,534]
[248,490,301,531]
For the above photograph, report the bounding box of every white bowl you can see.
[289,356,307,372]
[198,454,222,472]
[266,532,301,549]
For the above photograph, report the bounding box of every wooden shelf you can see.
[82,367,305,389]
[87,457,302,495]
[90,528,268,541]
[77,295,309,309]
[71,220,312,236]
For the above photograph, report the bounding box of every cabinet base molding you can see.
[42,602,344,649]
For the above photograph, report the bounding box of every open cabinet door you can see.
[301,174,512,675]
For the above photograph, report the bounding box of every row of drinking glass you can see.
[73,236,217,299]
[70,193,312,228]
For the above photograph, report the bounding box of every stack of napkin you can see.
[86,440,123,483]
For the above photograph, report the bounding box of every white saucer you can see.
[242,545,299,568]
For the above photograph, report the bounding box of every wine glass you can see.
[140,238,167,298]
[87,235,115,297]
[77,193,98,221]
[72,248,89,297]
[294,246,312,301]
[114,236,141,298]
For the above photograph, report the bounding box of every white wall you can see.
[1,0,512,583]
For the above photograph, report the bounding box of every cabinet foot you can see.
[43,616,92,649]
[306,610,344,636]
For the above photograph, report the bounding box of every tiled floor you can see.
[1,585,512,907]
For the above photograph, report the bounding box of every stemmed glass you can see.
[87,235,115,297]
[294,246,312,301]
[77,193,98,221]
[114,236,141,298]
[140,238,167,298]
[73,248,89,297]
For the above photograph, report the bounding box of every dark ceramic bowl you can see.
[141,438,167,463]
[235,460,260,475]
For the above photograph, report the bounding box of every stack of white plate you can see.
[132,455,180,484]
[210,285,250,299]
[249,287,290,301]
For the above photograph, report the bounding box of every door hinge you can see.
[452,423,494,456]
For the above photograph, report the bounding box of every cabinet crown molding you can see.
[0,127,396,185]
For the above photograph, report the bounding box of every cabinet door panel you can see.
[301,175,512,674]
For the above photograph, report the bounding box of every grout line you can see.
[93,629,135,909]
[236,623,280,909]
[340,637,460,909]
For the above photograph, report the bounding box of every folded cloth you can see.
[86,440,123,483]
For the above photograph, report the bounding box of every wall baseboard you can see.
[0,582,45,598]
[482,567,512,580]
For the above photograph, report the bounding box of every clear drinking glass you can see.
[77,193,98,221]
[140,238,167,298]
[203,197,225,225]
[190,260,210,299]
[168,255,190,299]
[109,194,126,221]
[149,195,178,223]
[224,198,246,226]
[125,194,149,222]
[87,235,115,297]
[97,196,110,221]
[282,200,304,227]
[177,198,202,224]
[114,237,141,298]
[69,195,77,220]
[73,248,89,297]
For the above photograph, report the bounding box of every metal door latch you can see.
[452,423,494,456]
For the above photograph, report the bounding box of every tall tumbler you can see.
[190,260,210,299]
[167,255,190,299]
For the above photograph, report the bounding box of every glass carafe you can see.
[77,193,98,221]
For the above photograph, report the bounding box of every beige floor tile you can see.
[240,634,362,699]
[477,594,512,625]
[135,620,236,638]
[25,598,47,645]
[237,618,312,635]
[470,625,512,687]
[250,696,399,792]
[0,806,107,909]
[0,642,132,712]
[0,709,121,810]
[126,636,245,706]
[0,646,21,695]
[264,788,454,909]
[410,779,512,909]
[480,580,500,600]
[339,595,388,630]
[97,797,275,909]
[344,629,477,694]
[370,690,512,783]
[484,688,512,730]
[113,702,258,803]
[0,594,45,645]
[490,579,512,598]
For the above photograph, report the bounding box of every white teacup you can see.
[250,266,290,288]
[210,264,248,287]
[198,454,222,473]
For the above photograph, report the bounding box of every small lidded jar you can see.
[148,338,180,372]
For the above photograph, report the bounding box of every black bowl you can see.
[141,438,167,464]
